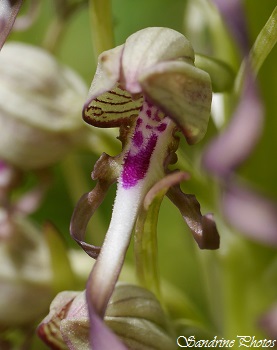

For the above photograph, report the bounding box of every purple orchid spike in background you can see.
[70,27,219,349]
[212,0,250,55]
[203,0,277,245]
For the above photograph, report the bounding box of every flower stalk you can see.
[71,27,220,349]
[89,0,114,58]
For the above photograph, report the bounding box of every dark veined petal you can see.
[139,60,212,145]
[37,291,78,350]
[105,283,176,350]
[0,0,23,50]
[83,44,143,128]
[83,83,143,128]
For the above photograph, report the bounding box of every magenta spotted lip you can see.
[121,100,169,189]
[122,133,158,189]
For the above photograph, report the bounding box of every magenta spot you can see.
[133,130,143,147]
[122,134,158,188]
[154,110,161,121]
[136,117,143,126]
[156,123,167,132]
[146,109,152,118]
[146,124,153,130]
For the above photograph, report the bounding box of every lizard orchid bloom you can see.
[71,27,219,349]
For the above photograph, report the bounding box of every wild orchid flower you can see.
[203,4,277,245]
[71,27,219,348]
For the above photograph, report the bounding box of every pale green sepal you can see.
[106,283,176,350]
[86,44,124,104]
[122,27,195,94]
[139,60,212,144]
[43,222,76,294]
[247,5,277,75]
[134,172,189,299]
[236,6,277,93]
[195,54,235,92]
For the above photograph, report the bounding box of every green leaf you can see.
[236,5,277,92]
[43,222,76,293]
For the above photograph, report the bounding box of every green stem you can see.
[134,195,162,301]
[235,6,277,94]
[42,16,66,53]
[89,0,114,59]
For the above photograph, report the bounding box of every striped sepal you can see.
[83,84,143,128]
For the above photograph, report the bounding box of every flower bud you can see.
[0,42,88,170]
[0,210,53,326]
[38,283,176,350]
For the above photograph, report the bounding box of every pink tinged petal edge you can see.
[203,70,264,177]
[12,0,41,31]
[83,45,125,124]
[212,0,250,55]
[0,0,23,50]
[223,182,277,246]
